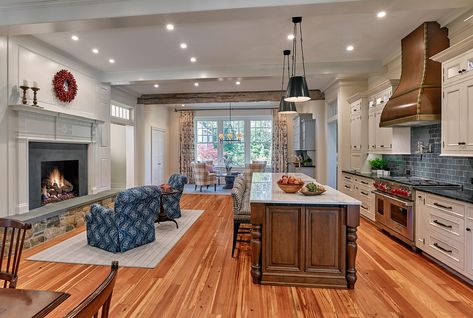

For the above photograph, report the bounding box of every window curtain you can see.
[179,111,195,183]
[271,109,289,173]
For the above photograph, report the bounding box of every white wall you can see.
[0,35,111,216]
[111,124,127,189]
[134,104,171,186]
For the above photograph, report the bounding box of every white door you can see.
[151,128,166,185]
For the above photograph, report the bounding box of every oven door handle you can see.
[374,191,413,207]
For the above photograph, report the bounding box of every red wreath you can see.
[53,69,78,103]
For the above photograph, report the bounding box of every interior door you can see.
[151,128,165,185]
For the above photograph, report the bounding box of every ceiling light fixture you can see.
[154,84,159,88]
[181,104,185,107]
[377,11,386,18]
[236,81,241,85]
[71,35,79,41]
[279,50,297,114]
[285,16,311,103]
[287,34,295,40]
[346,45,354,51]
[166,24,174,30]
[108,58,115,64]
[190,57,197,62]
[194,82,199,87]
[180,43,187,49]
[92,48,99,54]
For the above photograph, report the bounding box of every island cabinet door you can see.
[264,206,304,273]
[305,207,346,274]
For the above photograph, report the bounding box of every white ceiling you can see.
[23,0,473,95]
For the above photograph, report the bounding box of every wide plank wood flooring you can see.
[18,194,473,317]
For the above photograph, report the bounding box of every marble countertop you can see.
[250,173,361,205]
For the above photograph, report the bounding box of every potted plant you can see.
[369,158,387,174]
[223,153,233,173]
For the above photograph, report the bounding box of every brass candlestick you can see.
[19,85,29,105]
[31,87,40,106]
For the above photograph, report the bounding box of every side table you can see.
[156,188,180,228]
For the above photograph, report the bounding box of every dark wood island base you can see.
[251,203,360,289]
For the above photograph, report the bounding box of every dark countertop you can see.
[415,186,473,204]
[342,170,378,179]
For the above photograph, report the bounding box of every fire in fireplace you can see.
[41,160,79,206]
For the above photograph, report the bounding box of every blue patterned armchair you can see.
[162,174,188,219]
[86,186,160,253]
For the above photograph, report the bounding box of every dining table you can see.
[0,288,70,318]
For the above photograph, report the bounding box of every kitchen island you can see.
[250,173,361,289]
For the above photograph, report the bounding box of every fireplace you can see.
[29,142,88,209]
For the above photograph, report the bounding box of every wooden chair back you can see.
[0,218,31,288]
[65,261,119,318]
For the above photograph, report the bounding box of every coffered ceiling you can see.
[4,0,472,95]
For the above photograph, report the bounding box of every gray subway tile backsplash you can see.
[383,124,473,190]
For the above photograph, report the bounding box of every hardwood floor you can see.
[18,194,473,317]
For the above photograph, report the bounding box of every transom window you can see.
[195,118,272,167]
[111,104,133,121]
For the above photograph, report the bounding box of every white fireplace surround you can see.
[9,104,106,214]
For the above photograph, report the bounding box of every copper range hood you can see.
[380,22,449,127]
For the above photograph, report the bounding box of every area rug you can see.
[183,184,231,195]
[27,209,204,268]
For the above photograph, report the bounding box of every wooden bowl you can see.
[277,182,304,193]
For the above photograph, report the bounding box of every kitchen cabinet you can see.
[432,37,473,157]
[341,173,375,221]
[416,191,473,280]
[289,165,316,178]
[366,80,410,155]
[441,77,473,155]
[293,113,315,151]
[347,95,368,171]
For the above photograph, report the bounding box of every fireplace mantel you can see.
[10,104,105,124]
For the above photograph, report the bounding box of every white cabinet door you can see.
[368,111,376,152]
[415,193,426,249]
[464,78,473,151]
[350,114,362,152]
[375,109,392,151]
[442,84,462,152]
[465,219,472,279]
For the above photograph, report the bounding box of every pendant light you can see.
[285,16,311,103]
[218,102,242,143]
[279,50,297,114]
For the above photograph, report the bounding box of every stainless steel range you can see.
[373,177,459,249]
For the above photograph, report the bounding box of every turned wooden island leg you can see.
[250,203,264,284]
[346,205,360,289]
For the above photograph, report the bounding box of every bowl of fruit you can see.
[277,175,305,193]
[300,182,326,196]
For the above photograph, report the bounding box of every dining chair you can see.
[0,218,32,288]
[65,261,119,318]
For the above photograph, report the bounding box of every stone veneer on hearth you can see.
[383,124,473,190]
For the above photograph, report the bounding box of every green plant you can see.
[369,158,387,170]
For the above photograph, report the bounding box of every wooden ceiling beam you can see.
[137,90,324,105]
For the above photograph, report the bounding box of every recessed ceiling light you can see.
[180,43,187,49]
[154,84,159,88]
[71,35,79,41]
[236,81,241,85]
[108,58,115,64]
[194,82,199,87]
[346,45,354,51]
[166,24,174,30]
[181,104,185,107]
[377,11,386,18]
[92,48,99,54]
[190,57,197,63]
[287,34,295,40]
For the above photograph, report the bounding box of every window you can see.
[196,120,218,162]
[111,104,133,121]
[223,120,245,166]
[250,120,272,163]
[194,117,272,166]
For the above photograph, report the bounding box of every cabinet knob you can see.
[467,228,471,232]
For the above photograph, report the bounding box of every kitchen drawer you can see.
[425,194,465,218]
[360,205,375,222]
[426,207,464,243]
[467,205,473,221]
[357,177,373,187]
[342,173,354,182]
[342,181,356,197]
[425,231,464,272]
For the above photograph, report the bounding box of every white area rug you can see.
[27,209,204,268]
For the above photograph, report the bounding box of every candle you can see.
[23,80,28,86]
[32,81,38,88]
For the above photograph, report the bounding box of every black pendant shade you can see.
[285,76,311,102]
[278,96,297,114]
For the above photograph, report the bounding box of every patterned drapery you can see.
[271,109,289,173]
[179,111,195,183]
